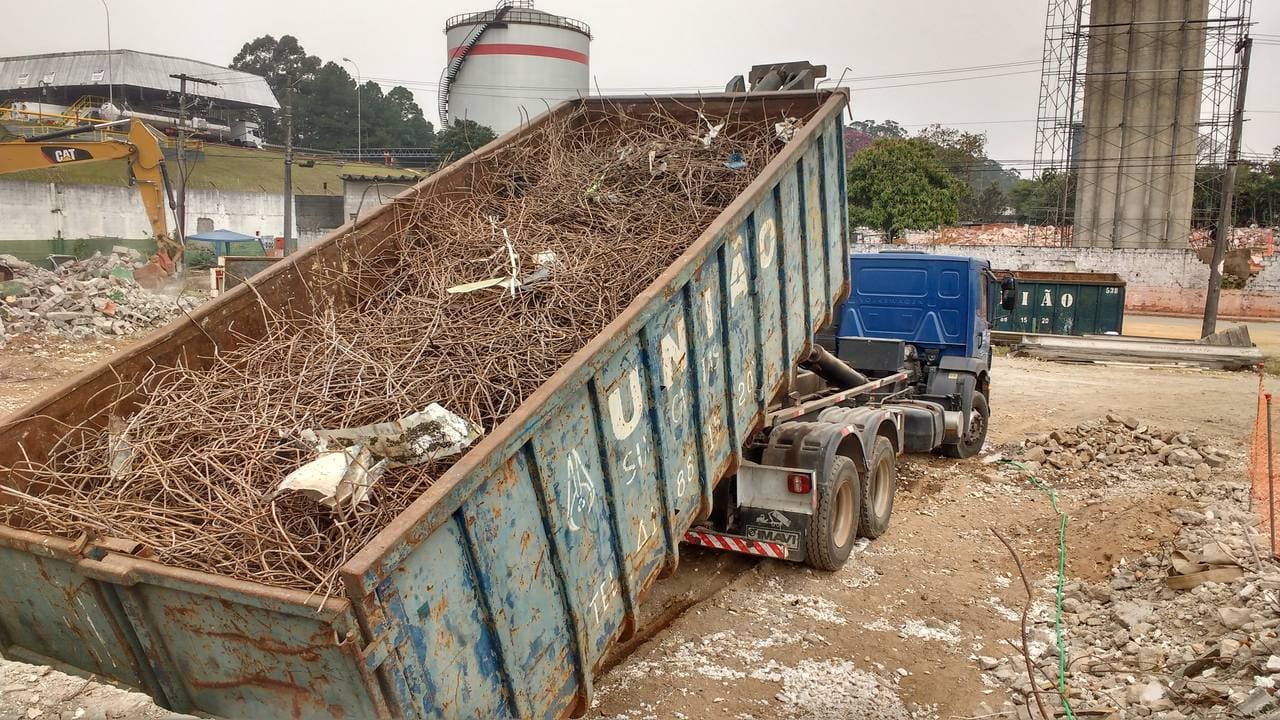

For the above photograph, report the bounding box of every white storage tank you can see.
[440,1,591,135]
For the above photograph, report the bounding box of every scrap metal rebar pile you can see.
[2,102,806,600]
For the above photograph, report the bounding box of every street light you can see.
[100,0,113,109]
[342,57,362,162]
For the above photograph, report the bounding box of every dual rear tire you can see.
[804,436,896,570]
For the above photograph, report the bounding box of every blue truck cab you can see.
[837,252,992,373]
[822,251,1013,459]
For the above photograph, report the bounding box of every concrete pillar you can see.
[1073,0,1208,249]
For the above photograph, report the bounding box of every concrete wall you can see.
[343,179,410,224]
[1073,0,1207,249]
[1,179,293,240]
[910,244,1280,319]
[0,179,351,263]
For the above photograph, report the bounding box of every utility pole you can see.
[1201,36,1252,338]
[284,85,295,255]
[100,0,113,109]
[342,57,362,162]
[169,73,218,266]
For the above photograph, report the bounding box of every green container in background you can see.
[988,270,1126,336]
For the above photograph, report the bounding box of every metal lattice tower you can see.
[1031,0,1252,247]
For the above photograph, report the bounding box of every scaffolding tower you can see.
[1031,0,1252,248]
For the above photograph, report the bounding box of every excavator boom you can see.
[0,119,181,265]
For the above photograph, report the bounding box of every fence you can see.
[1250,369,1279,558]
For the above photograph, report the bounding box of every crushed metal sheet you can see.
[278,444,386,509]
[308,403,482,467]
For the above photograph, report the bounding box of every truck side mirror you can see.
[1000,277,1017,312]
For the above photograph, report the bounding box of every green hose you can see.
[1003,459,1076,720]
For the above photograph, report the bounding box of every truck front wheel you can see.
[804,456,861,571]
[941,392,990,459]
[859,436,896,538]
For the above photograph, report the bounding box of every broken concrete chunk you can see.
[1166,447,1203,468]
[1114,600,1155,629]
[1219,606,1254,630]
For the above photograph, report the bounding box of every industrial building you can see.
[438,1,590,135]
[0,49,278,146]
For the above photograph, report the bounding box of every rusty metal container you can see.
[0,90,850,719]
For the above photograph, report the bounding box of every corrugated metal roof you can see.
[0,50,279,110]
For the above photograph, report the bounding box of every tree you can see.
[384,86,435,148]
[917,124,1018,222]
[229,35,439,153]
[849,119,907,140]
[847,138,962,240]
[296,61,359,150]
[433,120,497,164]
[229,35,321,141]
[1009,170,1074,225]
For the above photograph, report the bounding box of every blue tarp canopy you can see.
[186,229,261,256]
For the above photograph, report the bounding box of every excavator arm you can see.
[0,119,181,264]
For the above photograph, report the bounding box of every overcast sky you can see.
[5,0,1278,173]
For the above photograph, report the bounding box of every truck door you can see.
[974,272,991,367]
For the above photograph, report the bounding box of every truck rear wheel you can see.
[941,392,989,459]
[859,436,896,538]
[804,455,860,571]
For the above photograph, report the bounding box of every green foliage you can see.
[1009,170,1074,225]
[230,35,448,154]
[917,124,1019,222]
[847,138,962,240]
[433,120,498,163]
[849,119,907,140]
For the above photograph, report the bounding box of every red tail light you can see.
[786,473,812,494]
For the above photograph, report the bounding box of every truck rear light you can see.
[786,473,812,494]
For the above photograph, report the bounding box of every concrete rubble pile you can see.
[1013,414,1230,482]
[0,250,198,340]
[984,418,1280,719]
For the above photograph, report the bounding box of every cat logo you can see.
[40,147,92,164]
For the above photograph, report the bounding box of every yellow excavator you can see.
[0,118,182,266]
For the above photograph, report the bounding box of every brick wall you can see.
[905,244,1280,319]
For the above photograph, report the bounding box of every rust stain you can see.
[189,673,307,692]
[188,629,325,662]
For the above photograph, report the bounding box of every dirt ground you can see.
[0,334,1275,719]
[589,356,1275,720]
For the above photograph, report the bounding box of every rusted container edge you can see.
[343,89,849,589]
[0,523,350,619]
[1001,270,1127,286]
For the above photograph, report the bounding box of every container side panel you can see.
[594,344,667,589]
[384,509,516,719]
[822,122,847,305]
[722,225,762,445]
[688,258,733,480]
[1075,286,1099,335]
[779,171,809,363]
[528,396,626,664]
[803,145,829,325]
[131,584,380,720]
[0,550,142,688]
[641,300,704,530]
[1103,285,1125,333]
[749,193,786,400]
